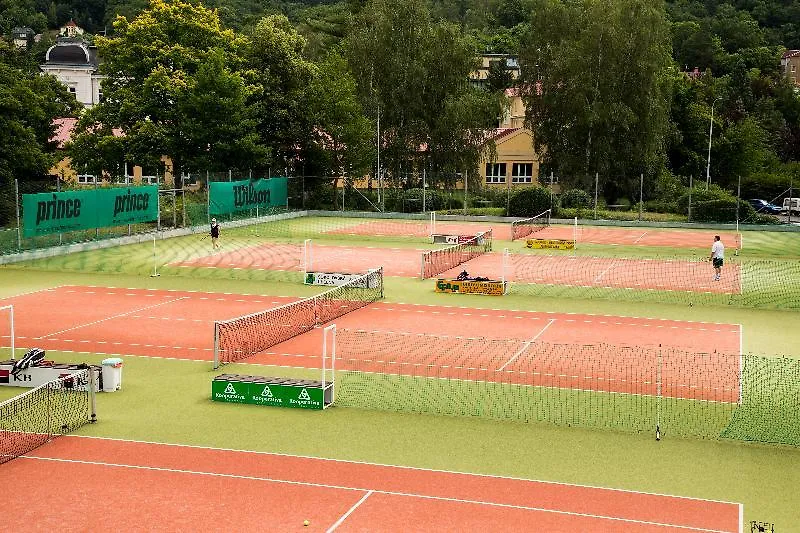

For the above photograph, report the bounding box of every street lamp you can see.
[705,97,721,190]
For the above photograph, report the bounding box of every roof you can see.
[782,50,800,60]
[51,118,78,148]
[45,41,98,66]
[50,117,124,149]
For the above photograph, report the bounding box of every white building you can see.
[39,22,103,107]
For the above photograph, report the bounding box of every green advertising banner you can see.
[22,186,159,238]
[211,375,331,410]
[208,177,287,216]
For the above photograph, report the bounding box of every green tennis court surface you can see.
[1,212,799,528]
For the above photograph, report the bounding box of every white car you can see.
[782,197,800,215]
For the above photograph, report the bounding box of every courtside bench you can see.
[212,373,334,410]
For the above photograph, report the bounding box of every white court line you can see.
[498,319,556,371]
[327,490,373,532]
[634,231,648,244]
[36,297,190,339]
[593,263,616,283]
[18,456,735,533]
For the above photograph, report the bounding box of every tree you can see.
[306,50,373,181]
[243,14,317,174]
[74,0,263,179]
[345,0,500,188]
[0,46,79,223]
[518,0,673,199]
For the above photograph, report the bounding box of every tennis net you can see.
[330,328,800,446]
[511,209,551,241]
[0,369,96,465]
[421,229,492,279]
[213,267,383,368]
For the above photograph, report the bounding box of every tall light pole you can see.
[705,97,721,190]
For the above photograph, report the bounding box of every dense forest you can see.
[2,0,799,218]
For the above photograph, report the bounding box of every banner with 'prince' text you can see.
[22,186,159,237]
[208,177,287,216]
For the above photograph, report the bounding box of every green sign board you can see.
[208,177,288,216]
[22,186,159,237]
[211,374,332,410]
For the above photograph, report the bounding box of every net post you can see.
[150,234,160,277]
[502,248,510,294]
[88,367,97,423]
[303,239,312,274]
[573,217,578,249]
[656,344,662,441]
[213,322,220,370]
[323,324,337,407]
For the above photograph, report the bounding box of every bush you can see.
[643,199,681,214]
[403,188,446,211]
[676,185,756,222]
[559,188,592,208]
[508,187,554,217]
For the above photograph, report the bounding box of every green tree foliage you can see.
[346,0,500,188]
[0,43,79,223]
[243,14,317,171]
[70,0,263,178]
[519,0,672,197]
[305,50,373,180]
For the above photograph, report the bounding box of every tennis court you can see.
[0,285,741,403]
[2,212,798,529]
[324,218,739,249]
[8,436,742,532]
[168,241,742,294]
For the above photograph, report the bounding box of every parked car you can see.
[747,199,782,215]
[782,197,800,215]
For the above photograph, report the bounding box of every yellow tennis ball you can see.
[303,520,310,527]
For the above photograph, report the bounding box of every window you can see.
[485,163,506,184]
[512,163,533,183]
[68,86,76,94]
[77,174,96,184]
[142,175,159,185]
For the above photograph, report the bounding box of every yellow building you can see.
[479,88,541,188]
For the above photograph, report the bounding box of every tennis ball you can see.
[303,520,310,527]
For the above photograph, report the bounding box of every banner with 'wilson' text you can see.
[208,177,288,216]
[22,186,159,237]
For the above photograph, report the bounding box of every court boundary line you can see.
[63,435,742,506]
[35,296,190,339]
[327,490,373,532]
[19,455,736,533]
[0,285,67,300]
[30,285,743,327]
[497,318,556,371]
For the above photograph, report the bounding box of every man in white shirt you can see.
[709,235,724,281]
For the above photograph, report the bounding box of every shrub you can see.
[403,188,445,211]
[559,188,592,208]
[676,185,756,222]
[508,187,554,217]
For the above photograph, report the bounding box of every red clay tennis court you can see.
[7,436,742,532]
[1,286,741,402]
[324,218,739,249]
[170,243,742,294]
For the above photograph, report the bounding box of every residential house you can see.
[479,88,541,188]
[39,21,103,107]
[11,27,34,49]
[781,50,800,87]
[470,54,520,89]
[49,118,176,187]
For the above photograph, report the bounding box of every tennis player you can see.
[210,218,220,250]
[709,235,724,281]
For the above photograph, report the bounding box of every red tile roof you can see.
[50,117,124,149]
[782,50,800,59]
